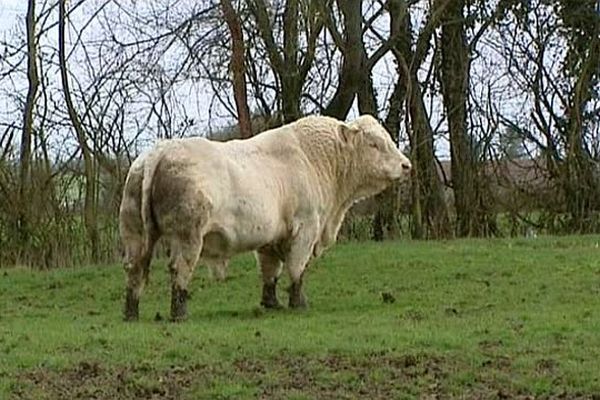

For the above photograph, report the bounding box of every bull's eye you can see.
[368,142,378,149]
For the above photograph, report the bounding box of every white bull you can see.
[119,115,411,321]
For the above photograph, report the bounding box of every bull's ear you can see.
[339,124,360,146]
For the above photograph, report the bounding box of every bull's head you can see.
[340,114,412,195]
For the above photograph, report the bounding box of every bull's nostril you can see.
[402,163,411,171]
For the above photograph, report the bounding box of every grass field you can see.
[2,235,600,399]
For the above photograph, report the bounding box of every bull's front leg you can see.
[256,250,283,309]
[284,221,319,309]
[287,273,308,309]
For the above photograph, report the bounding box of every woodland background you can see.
[0,0,598,267]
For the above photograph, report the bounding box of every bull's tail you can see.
[140,142,167,250]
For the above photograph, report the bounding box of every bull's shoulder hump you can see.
[162,137,219,158]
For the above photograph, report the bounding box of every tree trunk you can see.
[17,0,39,262]
[439,0,478,236]
[281,0,301,122]
[221,0,252,138]
[564,50,600,231]
[249,0,315,123]
[372,0,411,240]
[561,0,600,232]
[324,0,364,119]
[59,0,99,262]
[391,0,450,239]
[407,72,450,239]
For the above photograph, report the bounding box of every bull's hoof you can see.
[170,314,187,323]
[261,282,283,309]
[287,283,308,309]
[261,298,284,309]
[123,312,139,322]
[124,288,139,321]
[289,295,308,309]
[170,286,188,322]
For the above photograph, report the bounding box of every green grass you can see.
[2,235,600,398]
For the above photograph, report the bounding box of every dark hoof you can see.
[124,288,139,321]
[170,286,188,322]
[261,281,283,309]
[289,296,309,309]
[287,283,308,309]
[261,299,284,309]
[170,314,187,323]
[124,313,139,322]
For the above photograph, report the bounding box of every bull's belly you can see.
[200,218,283,259]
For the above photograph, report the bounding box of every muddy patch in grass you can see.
[241,353,449,399]
[13,361,213,400]
[11,353,594,399]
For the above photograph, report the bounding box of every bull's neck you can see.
[295,134,338,187]
[295,130,375,215]
[304,142,356,203]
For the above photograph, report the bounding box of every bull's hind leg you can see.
[123,235,157,321]
[205,258,229,282]
[256,250,283,309]
[168,237,202,321]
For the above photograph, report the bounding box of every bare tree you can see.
[557,0,600,231]
[248,0,324,123]
[371,0,411,240]
[59,0,99,261]
[438,0,512,236]
[395,0,452,239]
[17,0,40,260]
[221,0,252,138]
[497,0,600,232]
